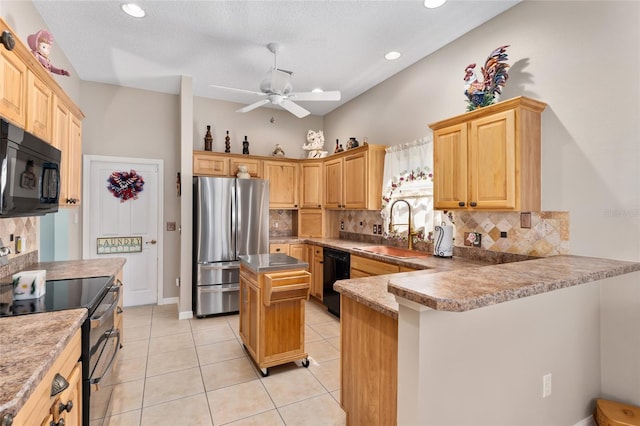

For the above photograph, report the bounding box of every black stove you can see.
[0,276,113,317]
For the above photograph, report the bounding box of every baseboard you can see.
[179,310,193,320]
[158,296,178,305]
[573,415,595,426]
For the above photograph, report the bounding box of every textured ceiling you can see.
[32,0,519,116]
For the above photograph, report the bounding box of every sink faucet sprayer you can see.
[388,199,417,250]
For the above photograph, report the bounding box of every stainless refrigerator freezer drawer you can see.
[195,283,240,316]
[197,263,240,286]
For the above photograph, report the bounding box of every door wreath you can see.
[107,170,145,202]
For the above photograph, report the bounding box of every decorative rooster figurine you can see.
[463,45,510,111]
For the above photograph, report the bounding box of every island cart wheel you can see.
[302,358,310,368]
[260,367,269,377]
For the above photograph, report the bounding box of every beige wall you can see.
[79,82,181,301]
[193,97,323,159]
[324,1,640,263]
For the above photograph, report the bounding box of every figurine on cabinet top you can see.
[303,130,328,158]
[272,144,286,157]
[27,30,70,76]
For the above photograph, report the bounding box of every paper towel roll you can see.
[12,270,46,300]
[434,224,454,257]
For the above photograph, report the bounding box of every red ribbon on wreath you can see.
[107,170,145,202]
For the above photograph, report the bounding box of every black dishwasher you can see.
[323,248,350,317]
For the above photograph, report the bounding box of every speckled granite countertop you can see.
[0,309,86,420]
[30,258,126,280]
[388,255,640,312]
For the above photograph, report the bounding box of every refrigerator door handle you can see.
[198,263,240,270]
[198,284,240,293]
[231,179,237,257]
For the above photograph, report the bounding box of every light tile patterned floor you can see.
[96,300,345,426]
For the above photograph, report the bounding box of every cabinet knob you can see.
[317,204,321,208]
[1,413,14,426]
[50,419,65,426]
[51,373,69,397]
[294,204,298,208]
[458,201,466,207]
[276,248,281,252]
[470,201,477,207]
[58,400,73,414]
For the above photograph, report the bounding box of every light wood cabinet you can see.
[430,96,546,211]
[341,296,397,425]
[289,243,306,261]
[239,265,311,375]
[26,70,53,142]
[350,254,401,278]
[0,38,27,128]
[300,160,323,208]
[230,157,262,178]
[13,329,82,426]
[323,145,386,210]
[263,160,299,209]
[269,243,289,255]
[298,209,323,237]
[52,96,83,205]
[311,246,324,300]
[193,151,229,176]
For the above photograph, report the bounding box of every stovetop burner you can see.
[0,276,114,317]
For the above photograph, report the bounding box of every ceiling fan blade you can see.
[236,99,270,113]
[280,99,310,118]
[288,91,341,101]
[209,84,266,97]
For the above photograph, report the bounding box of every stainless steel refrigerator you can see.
[193,176,269,317]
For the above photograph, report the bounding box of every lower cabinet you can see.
[13,329,82,426]
[312,246,324,300]
[351,254,403,277]
[239,265,311,375]
[341,296,397,425]
[269,243,289,255]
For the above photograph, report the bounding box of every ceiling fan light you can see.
[311,88,324,93]
[385,51,401,61]
[424,0,446,8]
[121,3,146,18]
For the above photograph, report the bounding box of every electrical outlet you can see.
[340,221,344,230]
[521,212,532,229]
[377,224,382,234]
[372,225,377,234]
[167,221,176,231]
[542,373,552,397]
[464,232,482,247]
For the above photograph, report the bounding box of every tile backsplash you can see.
[0,217,40,278]
[269,210,295,237]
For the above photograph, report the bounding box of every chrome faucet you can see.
[388,199,417,250]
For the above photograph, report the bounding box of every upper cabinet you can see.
[300,160,323,208]
[430,96,546,211]
[323,144,386,210]
[263,160,299,209]
[0,18,85,207]
[0,40,27,127]
[193,151,263,178]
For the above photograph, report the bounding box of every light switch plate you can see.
[520,212,532,229]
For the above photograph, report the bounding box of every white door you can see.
[83,155,163,307]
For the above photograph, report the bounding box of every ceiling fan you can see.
[210,43,341,118]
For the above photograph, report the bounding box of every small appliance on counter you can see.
[12,269,46,300]
[434,222,454,258]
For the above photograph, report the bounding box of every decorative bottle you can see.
[225,131,231,153]
[242,136,250,155]
[204,125,213,151]
[334,139,340,154]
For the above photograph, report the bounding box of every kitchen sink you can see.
[355,245,432,259]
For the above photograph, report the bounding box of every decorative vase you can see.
[224,131,231,153]
[204,125,213,151]
[242,136,249,155]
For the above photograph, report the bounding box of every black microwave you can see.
[0,118,61,217]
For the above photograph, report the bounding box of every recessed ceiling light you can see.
[311,88,324,93]
[424,0,446,8]
[121,3,146,18]
[385,51,401,61]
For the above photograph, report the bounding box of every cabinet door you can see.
[230,157,262,178]
[27,70,53,143]
[298,209,323,237]
[239,280,249,342]
[433,123,468,209]
[289,243,306,261]
[65,113,82,205]
[269,243,289,255]
[248,283,259,353]
[323,158,343,209]
[469,109,516,209]
[193,152,229,176]
[343,152,367,209]
[57,362,82,426]
[300,161,323,208]
[52,96,69,151]
[263,161,299,208]
[0,46,27,127]
[312,247,323,300]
